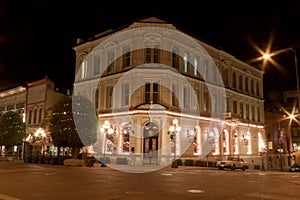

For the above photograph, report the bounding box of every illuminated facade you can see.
[73,17,265,168]
[25,76,70,157]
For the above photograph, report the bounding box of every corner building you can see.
[73,17,265,168]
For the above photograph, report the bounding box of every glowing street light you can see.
[168,119,181,168]
[262,47,300,114]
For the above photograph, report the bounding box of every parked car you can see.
[216,157,249,171]
[289,164,300,172]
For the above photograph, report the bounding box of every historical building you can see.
[24,76,71,158]
[73,17,265,169]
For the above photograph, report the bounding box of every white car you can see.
[216,157,249,171]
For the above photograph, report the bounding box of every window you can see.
[145,82,151,104]
[28,110,32,124]
[145,47,160,64]
[95,88,99,110]
[33,109,37,124]
[122,84,129,106]
[38,108,42,123]
[93,55,100,76]
[246,104,249,120]
[257,107,261,122]
[81,60,87,79]
[122,46,131,68]
[194,57,198,76]
[203,92,209,112]
[251,105,255,121]
[223,68,228,85]
[256,81,260,96]
[240,103,244,119]
[211,65,217,83]
[251,79,254,94]
[172,48,179,69]
[183,53,188,73]
[106,86,113,108]
[154,47,160,63]
[193,90,199,111]
[145,48,151,63]
[107,51,115,72]
[245,77,249,93]
[172,84,178,107]
[211,94,217,114]
[144,82,159,104]
[184,87,189,109]
[203,59,209,79]
[153,82,159,103]
[239,75,243,90]
[233,100,237,114]
[232,71,236,88]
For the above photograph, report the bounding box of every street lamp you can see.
[101,120,114,166]
[34,127,46,158]
[169,119,181,168]
[263,47,300,113]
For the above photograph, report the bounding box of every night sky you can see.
[0,0,300,103]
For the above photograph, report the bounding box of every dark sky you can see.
[1,0,300,102]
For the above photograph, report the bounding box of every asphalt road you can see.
[0,161,300,200]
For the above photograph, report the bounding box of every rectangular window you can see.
[122,84,129,106]
[93,55,100,76]
[184,87,189,109]
[122,46,131,68]
[251,105,255,121]
[233,100,237,114]
[106,86,113,108]
[153,82,159,103]
[240,103,244,119]
[28,110,32,124]
[212,66,217,82]
[193,90,199,111]
[203,92,209,112]
[232,72,236,88]
[203,59,209,80]
[154,47,160,63]
[256,82,260,96]
[183,53,188,73]
[172,49,179,69]
[239,75,243,90]
[38,108,42,123]
[245,77,249,93]
[145,82,151,104]
[107,51,115,72]
[172,84,178,107]
[194,57,198,76]
[33,109,37,124]
[81,60,87,79]
[257,107,261,122]
[95,88,99,110]
[145,48,151,63]
[246,104,249,120]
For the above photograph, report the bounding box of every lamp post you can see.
[263,47,300,113]
[101,120,114,166]
[169,119,181,168]
[34,127,46,157]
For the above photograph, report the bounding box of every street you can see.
[0,162,300,200]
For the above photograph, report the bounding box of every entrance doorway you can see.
[143,122,159,164]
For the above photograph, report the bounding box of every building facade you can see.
[24,76,71,158]
[73,17,265,168]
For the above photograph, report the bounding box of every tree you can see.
[50,96,98,158]
[0,111,25,156]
